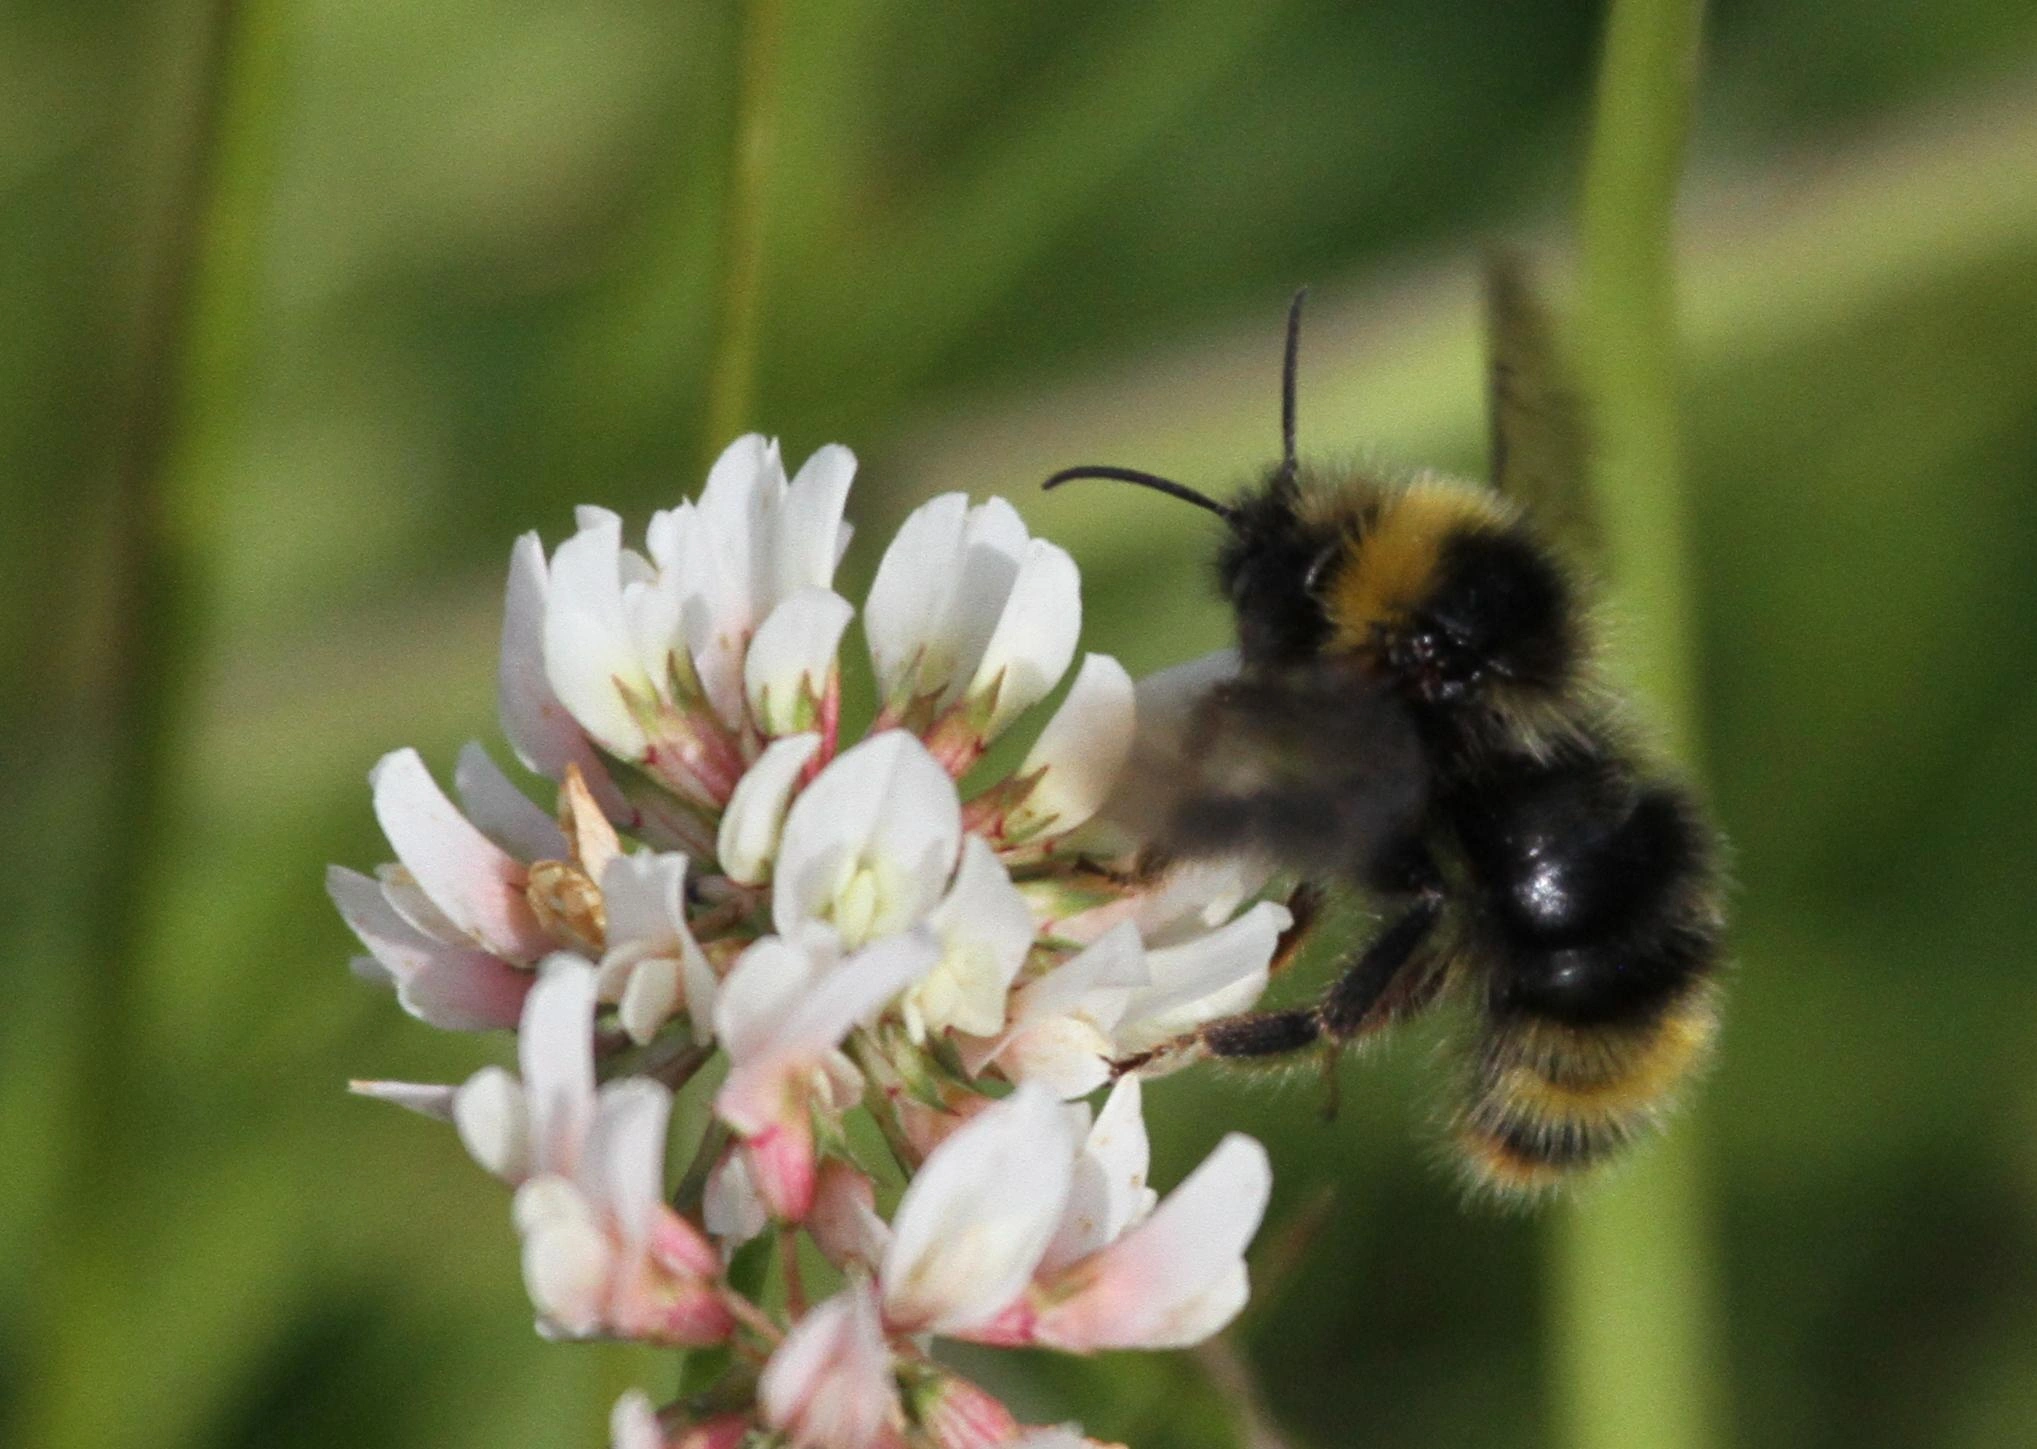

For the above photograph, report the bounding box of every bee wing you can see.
[1483,250,1601,563]
[1108,659,1427,879]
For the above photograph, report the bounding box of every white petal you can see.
[600,850,690,950]
[543,515,656,760]
[717,733,822,887]
[1043,1075,1153,1273]
[454,741,569,861]
[515,1176,614,1337]
[772,444,856,602]
[910,836,1035,1039]
[863,492,969,703]
[617,955,682,1045]
[1010,921,1148,1031]
[940,498,1032,698]
[744,588,851,736]
[500,533,580,776]
[370,749,551,962]
[453,1066,532,1180]
[1114,901,1290,1055]
[711,934,831,1066]
[348,1079,457,1120]
[696,433,778,624]
[584,1078,675,1250]
[609,1390,663,1449]
[1034,1133,1269,1351]
[1007,654,1135,840]
[994,1017,1118,1099]
[519,956,600,1177]
[704,1148,769,1246]
[771,731,962,945]
[880,1081,1078,1334]
[963,538,1081,740]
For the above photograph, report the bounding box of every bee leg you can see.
[1117,897,1441,1080]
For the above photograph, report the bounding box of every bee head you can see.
[1043,289,1344,668]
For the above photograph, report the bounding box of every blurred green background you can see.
[9,2,2037,1446]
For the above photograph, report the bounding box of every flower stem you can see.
[1551,4,1727,1449]
[703,0,786,456]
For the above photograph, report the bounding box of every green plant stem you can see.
[1551,4,1725,1449]
[703,0,786,456]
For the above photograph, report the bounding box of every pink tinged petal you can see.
[759,1284,899,1449]
[808,1161,889,1271]
[1005,654,1136,841]
[1113,900,1292,1056]
[772,731,963,943]
[369,749,551,962]
[454,740,569,861]
[520,957,600,1177]
[1033,1133,1270,1352]
[453,1065,532,1180]
[718,733,823,887]
[717,934,938,1221]
[704,1146,769,1246]
[914,1373,1021,1449]
[672,1417,753,1449]
[610,1391,664,1449]
[327,866,531,1030]
[745,589,853,736]
[743,1118,819,1224]
[1042,1076,1154,1275]
[514,1176,615,1337]
[911,836,1035,1040]
[347,1079,456,1120]
[773,444,857,601]
[880,1082,1079,1334]
[964,539,1082,741]
[543,513,658,760]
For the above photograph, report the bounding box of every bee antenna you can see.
[1040,465,1236,521]
[1280,286,1308,480]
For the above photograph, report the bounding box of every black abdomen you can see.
[1441,732,1724,1192]
[1446,737,1720,1027]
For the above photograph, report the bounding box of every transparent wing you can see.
[1484,250,1601,563]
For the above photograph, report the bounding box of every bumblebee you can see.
[1043,275,1724,1194]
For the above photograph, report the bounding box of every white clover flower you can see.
[341,431,1311,1446]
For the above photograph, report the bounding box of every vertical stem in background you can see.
[1553,4,1725,1449]
[703,0,786,456]
[85,0,265,1154]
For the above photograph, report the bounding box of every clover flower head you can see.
[342,434,1290,1445]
